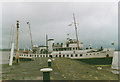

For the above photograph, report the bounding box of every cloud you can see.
[2,2,118,49]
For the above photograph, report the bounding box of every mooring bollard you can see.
[48,59,52,67]
[40,68,53,81]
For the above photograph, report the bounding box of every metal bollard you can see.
[40,68,53,81]
[48,59,52,67]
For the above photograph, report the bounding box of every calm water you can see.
[0,51,9,65]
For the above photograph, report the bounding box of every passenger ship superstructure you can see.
[49,38,114,59]
[16,37,114,61]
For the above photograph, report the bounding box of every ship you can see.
[10,13,115,65]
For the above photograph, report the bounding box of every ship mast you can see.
[73,13,80,50]
[16,20,19,64]
[27,22,33,50]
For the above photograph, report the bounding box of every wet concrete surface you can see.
[2,57,119,80]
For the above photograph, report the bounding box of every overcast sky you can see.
[1,2,118,49]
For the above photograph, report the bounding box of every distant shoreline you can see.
[0,49,23,51]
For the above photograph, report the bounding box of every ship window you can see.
[27,55,28,56]
[37,55,39,57]
[75,54,78,57]
[76,47,78,50]
[30,55,31,57]
[63,55,65,57]
[86,54,88,55]
[73,48,75,50]
[71,54,73,57]
[35,55,36,57]
[97,53,99,54]
[56,55,57,57]
[90,54,91,55]
[80,54,82,56]
[40,55,42,57]
[67,54,69,57]
[106,54,109,57]
[59,55,61,57]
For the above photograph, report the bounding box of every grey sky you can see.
[2,2,118,49]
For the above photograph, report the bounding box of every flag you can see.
[68,24,72,26]
[112,42,114,45]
